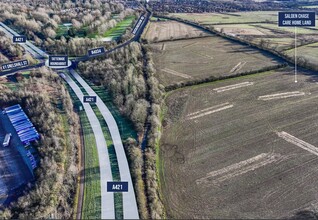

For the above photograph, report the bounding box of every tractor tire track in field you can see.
[162,68,193,79]
[187,102,234,120]
[230,61,247,73]
[196,153,287,186]
[213,81,254,93]
[258,92,306,101]
[276,131,318,156]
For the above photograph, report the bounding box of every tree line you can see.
[0,0,138,56]
[77,41,165,218]
[0,67,80,219]
[0,31,24,64]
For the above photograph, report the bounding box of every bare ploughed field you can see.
[160,68,318,219]
[151,36,282,87]
[142,20,208,42]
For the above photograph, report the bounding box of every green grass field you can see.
[90,84,137,140]
[56,15,135,40]
[102,16,135,40]
[257,23,318,34]
[68,72,137,218]
[80,111,101,219]
[285,42,318,66]
[65,84,101,219]
[170,11,278,25]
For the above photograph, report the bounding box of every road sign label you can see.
[83,96,97,103]
[1,60,28,71]
[107,182,128,192]
[278,12,316,27]
[88,47,105,56]
[132,15,145,35]
[13,36,26,43]
[48,56,68,67]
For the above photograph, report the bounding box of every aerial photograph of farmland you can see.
[1,0,318,219]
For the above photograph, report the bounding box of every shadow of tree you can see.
[289,210,318,220]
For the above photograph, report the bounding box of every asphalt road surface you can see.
[0,8,151,218]
[0,9,151,76]
[70,69,140,219]
[0,22,48,59]
[64,71,115,219]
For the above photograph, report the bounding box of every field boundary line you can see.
[258,91,306,101]
[277,131,318,156]
[213,81,254,93]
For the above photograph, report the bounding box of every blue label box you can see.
[88,47,105,56]
[107,182,128,192]
[132,15,145,35]
[13,36,26,43]
[49,56,68,66]
[278,12,316,27]
[83,96,97,103]
[1,60,28,71]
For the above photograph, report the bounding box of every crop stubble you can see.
[160,69,318,219]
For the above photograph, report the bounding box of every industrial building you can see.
[4,104,40,146]
[0,104,40,206]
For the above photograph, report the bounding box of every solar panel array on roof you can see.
[4,104,39,145]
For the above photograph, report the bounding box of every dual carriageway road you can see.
[0,7,151,219]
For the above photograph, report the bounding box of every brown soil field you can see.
[214,24,273,36]
[142,20,209,42]
[160,68,318,219]
[151,36,282,87]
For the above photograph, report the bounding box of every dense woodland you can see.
[79,42,150,133]
[0,67,80,219]
[0,0,139,56]
[149,0,298,13]
[0,31,24,64]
